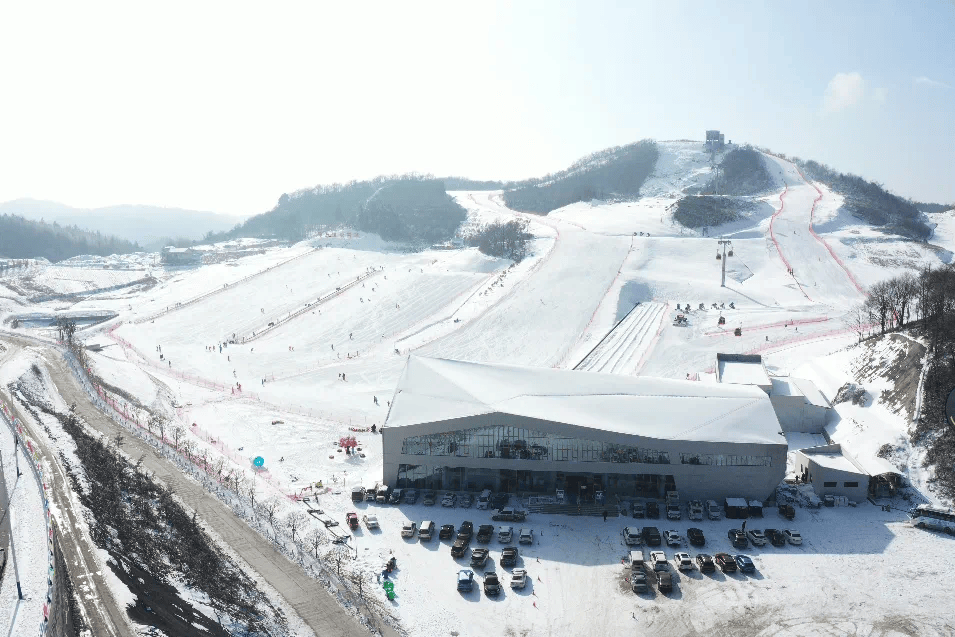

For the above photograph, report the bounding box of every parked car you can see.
[746,529,767,546]
[622,526,643,546]
[646,501,660,519]
[498,526,513,543]
[706,499,722,520]
[490,493,510,509]
[422,490,437,506]
[655,570,673,593]
[510,568,527,589]
[459,494,474,508]
[451,539,469,558]
[642,526,662,546]
[404,489,418,504]
[695,553,716,573]
[714,552,737,573]
[627,550,645,571]
[492,507,527,522]
[401,521,417,538]
[346,512,359,530]
[631,501,646,518]
[764,528,786,547]
[500,546,519,567]
[441,493,457,508]
[687,500,704,521]
[483,572,502,596]
[376,486,390,503]
[457,521,474,541]
[779,504,796,520]
[784,529,802,545]
[727,529,748,549]
[674,552,694,571]
[351,486,365,503]
[477,524,495,543]
[389,489,404,505]
[364,484,378,502]
[476,489,493,510]
[439,524,455,540]
[735,554,756,573]
[470,548,489,569]
[664,530,682,547]
[630,571,649,593]
[362,514,379,530]
[666,503,682,520]
[687,528,705,547]
[457,569,474,592]
[519,528,534,545]
[418,521,435,540]
[649,550,668,571]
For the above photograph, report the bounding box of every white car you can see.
[649,550,668,571]
[746,529,767,546]
[362,514,379,530]
[519,528,534,545]
[784,529,802,545]
[498,526,513,543]
[622,526,643,546]
[401,521,417,538]
[674,552,694,571]
[510,568,527,589]
[664,530,682,546]
[441,493,457,507]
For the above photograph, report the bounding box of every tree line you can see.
[702,146,774,196]
[849,265,955,500]
[0,214,141,262]
[502,140,659,214]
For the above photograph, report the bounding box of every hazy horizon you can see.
[1,1,952,216]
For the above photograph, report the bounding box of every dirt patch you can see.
[852,334,925,420]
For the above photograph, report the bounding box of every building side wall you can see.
[771,396,829,433]
[793,451,869,500]
[382,414,786,502]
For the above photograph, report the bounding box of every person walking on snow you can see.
[602,510,608,522]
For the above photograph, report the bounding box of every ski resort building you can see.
[160,246,203,266]
[792,443,903,500]
[382,357,787,502]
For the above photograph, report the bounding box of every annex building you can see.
[382,357,787,502]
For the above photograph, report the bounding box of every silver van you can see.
[476,489,492,510]
[418,521,435,541]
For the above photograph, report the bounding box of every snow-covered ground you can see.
[6,144,955,635]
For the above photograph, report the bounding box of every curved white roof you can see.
[387,357,784,445]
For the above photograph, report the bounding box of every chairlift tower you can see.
[717,239,732,287]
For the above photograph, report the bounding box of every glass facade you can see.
[400,425,772,467]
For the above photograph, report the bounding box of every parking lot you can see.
[321,490,955,636]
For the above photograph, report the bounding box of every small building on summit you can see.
[160,246,203,266]
[381,356,787,502]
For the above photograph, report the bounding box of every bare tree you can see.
[171,425,186,451]
[285,511,307,543]
[304,527,327,558]
[213,457,226,483]
[844,302,869,342]
[259,497,280,528]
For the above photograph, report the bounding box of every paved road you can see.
[0,335,381,637]
[0,346,129,635]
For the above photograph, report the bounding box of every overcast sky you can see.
[1,1,952,216]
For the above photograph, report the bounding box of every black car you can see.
[656,570,673,593]
[642,526,662,546]
[476,524,495,543]
[388,489,403,505]
[779,504,796,521]
[727,528,748,549]
[500,547,519,567]
[457,521,474,541]
[764,528,786,547]
[451,539,469,558]
[490,493,510,509]
[404,490,418,504]
[646,502,660,519]
[687,527,705,547]
[483,572,502,596]
[695,553,716,573]
[439,524,456,540]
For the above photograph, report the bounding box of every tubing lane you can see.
[767,180,813,302]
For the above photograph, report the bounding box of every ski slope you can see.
[574,301,667,374]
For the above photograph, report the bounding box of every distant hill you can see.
[0,199,246,250]
[211,176,467,245]
[502,140,659,214]
[0,214,141,261]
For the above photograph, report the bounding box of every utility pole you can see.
[717,239,732,287]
